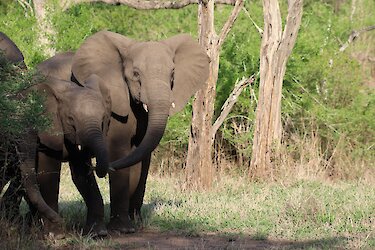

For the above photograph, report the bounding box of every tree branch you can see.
[281,0,303,58]
[243,6,263,36]
[17,0,34,16]
[217,0,244,49]
[61,0,236,11]
[339,25,375,52]
[211,74,255,140]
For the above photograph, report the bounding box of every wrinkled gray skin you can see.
[35,53,112,236]
[70,31,209,233]
[0,32,62,225]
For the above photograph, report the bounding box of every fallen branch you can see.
[212,74,255,140]
[61,0,236,11]
[339,25,375,52]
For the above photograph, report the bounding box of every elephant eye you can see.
[133,70,140,80]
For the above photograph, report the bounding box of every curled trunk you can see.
[110,100,170,170]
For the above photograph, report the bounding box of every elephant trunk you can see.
[110,93,170,170]
[81,122,109,178]
[18,132,62,223]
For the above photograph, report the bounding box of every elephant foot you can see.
[108,216,135,234]
[129,209,144,229]
[83,221,108,238]
[42,219,65,240]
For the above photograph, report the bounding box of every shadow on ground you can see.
[55,200,348,249]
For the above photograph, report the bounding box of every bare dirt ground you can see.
[55,229,342,250]
[109,230,276,249]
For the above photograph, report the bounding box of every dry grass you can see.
[0,140,374,249]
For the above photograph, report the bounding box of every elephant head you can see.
[71,31,209,170]
[37,74,112,177]
[0,32,25,68]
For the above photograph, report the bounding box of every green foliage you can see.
[0,2,45,67]
[0,54,48,144]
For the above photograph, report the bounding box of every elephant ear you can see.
[85,74,112,112]
[162,34,210,115]
[72,31,136,116]
[32,82,67,152]
[36,51,74,81]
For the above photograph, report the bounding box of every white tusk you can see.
[171,102,175,108]
[143,103,148,112]
[78,145,82,150]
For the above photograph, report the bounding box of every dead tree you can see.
[186,0,244,190]
[249,0,303,180]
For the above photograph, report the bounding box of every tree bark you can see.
[33,0,56,57]
[249,0,302,180]
[186,0,243,190]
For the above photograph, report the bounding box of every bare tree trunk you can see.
[249,0,302,180]
[33,0,55,57]
[186,0,243,190]
[186,0,217,190]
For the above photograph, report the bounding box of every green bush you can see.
[0,54,48,145]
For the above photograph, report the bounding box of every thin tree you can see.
[185,0,245,190]
[250,0,303,180]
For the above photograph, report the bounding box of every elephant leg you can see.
[37,151,62,233]
[107,167,135,233]
[69,158,107,237]
[129,153,151,225]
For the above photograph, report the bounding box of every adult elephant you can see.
[71,31,209,233]
[0,32,61,225]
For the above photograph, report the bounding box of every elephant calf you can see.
[33,70,112,237]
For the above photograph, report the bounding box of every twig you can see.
[17,0,34,16]
[339,25,375,52]
[243,6,263,35]
[212,74,255,139]
[217,0,244,48]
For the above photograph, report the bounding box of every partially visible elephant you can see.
[70,31,209,233]
[0,32,61,225]
[0,31,25,68]
[34,54,112,236]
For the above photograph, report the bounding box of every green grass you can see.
[45,166,375,249]
[1,165,374,249]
